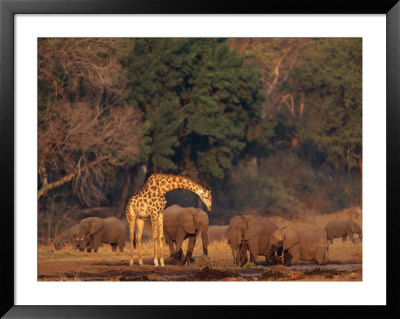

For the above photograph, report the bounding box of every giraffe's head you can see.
[198,188,212,211]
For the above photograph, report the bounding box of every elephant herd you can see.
[52,205,361,267]
[227,215,362,267]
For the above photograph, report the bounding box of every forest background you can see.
[38,38,362,240]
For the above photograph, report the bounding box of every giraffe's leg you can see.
[151,216,159,267]
[158,214,165,267]
[153,237,159,267]
[129,215,136,266]
[136,218,144,266]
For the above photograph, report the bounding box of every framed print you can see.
[1,0,399,318]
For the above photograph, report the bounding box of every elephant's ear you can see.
[243,216,257,241]
[195,209,209,230]
[282,228,300,251]
[198,211,209,240]
[89,218,104,235]
[347,220,357,232]
[178,209,196,234]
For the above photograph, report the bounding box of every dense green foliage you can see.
[284,39,362,172]
[122,39,264,181]
[37,38,362,238]
[221,38,362,219]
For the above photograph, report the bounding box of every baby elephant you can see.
[163,204,209,265]
[267,227,328,266]
[324,219,362,244]
[78,217,126,253]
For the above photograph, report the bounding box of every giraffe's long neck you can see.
[151,174,206,197]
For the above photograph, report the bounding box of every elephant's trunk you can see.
[78,234,90,251]
[233,246,240,265]
[266,245,279,265]
[228,234,241,265]
[238,244,248,267]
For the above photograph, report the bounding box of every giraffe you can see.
[125,173,212,267]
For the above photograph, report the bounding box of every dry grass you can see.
[38,207,362,281]
[41,206,362,265]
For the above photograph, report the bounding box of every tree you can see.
[227,39,314,162]
[228,38,362,174]
[38,39,144,206]
[122,38,265,183]
[228,38,313,119]
[225,38,362,213]
[291,39,362,173]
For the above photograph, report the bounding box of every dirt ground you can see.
[38,235,362,282]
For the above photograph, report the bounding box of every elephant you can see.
[227,215,279,267]
[78,217,126,253]
[54,224,82,250]
[266,226,328,266]
[324,219,362,244]
[163,204,209,264]
[208,225,229,243]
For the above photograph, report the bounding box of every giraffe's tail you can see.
[133,230,137,249]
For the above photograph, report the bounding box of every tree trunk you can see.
[145,156,158,180]
[47,215,52,242]
[115,167,131,218]
[291,135,299,148]
[358,156,362,208]
[75,165,144,220]
[38,172,76,200]
[128,166,140,197]
[299,90,305,119]
[38,165,48,185]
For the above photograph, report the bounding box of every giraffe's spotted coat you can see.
[125,173,212,266]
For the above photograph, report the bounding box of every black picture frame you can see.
[1,0,399,318]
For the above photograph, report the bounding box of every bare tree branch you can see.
[38,172,76,200]
[38,38,143,205]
